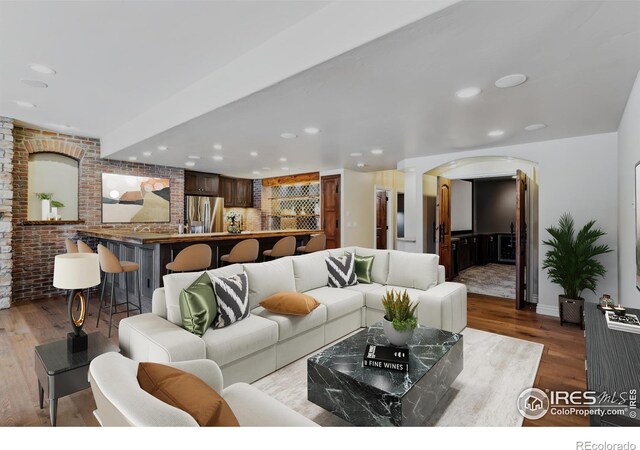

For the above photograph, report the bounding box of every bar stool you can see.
[297,233,326,254]
[65,238,78,253]
[166,244,212,273]
[96,244,142,338]
[77,240,93,253]
[220,239,259,266]
[263,236,296,261]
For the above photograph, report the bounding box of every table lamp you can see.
[53,253,101,353]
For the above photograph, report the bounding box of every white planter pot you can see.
[41,199,50,220]
[382,317,414,346]
[51,207,58,220]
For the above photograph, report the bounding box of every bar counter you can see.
[77,228,321,305]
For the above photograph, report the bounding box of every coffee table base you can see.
[308,337,463,426]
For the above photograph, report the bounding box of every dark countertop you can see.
[78,228,322,245]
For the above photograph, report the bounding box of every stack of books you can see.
[605,312,640,334]
[363,344,409,372]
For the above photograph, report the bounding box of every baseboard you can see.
[536,303,559,317]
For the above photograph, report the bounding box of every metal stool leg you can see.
[136,270,142,314]
[96,272,107,327]
[108,273,115,338]
[124,272,130,318]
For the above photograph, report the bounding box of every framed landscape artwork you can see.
[636,162,640,291]
[102,173,170,223]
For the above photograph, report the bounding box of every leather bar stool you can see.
[65,238,78,253]
[220,239,259,266]
[77,240,93,253]
[166,244,212,273]
[263,236,296,261]
[96,244,142,338]
[296,233,326,254]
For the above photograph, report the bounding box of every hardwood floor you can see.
[0,292,587,427]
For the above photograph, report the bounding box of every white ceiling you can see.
[3,1,640,179]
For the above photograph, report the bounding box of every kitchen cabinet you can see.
[220,176,253,207]
[184,171,219,196]
[456,236,477,272]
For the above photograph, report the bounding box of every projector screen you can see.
[451,179,472,232]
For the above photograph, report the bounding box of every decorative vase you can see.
[41,199,50,220]
[51,207,58,220]
[382,317,414,346]
[227,220,240,233]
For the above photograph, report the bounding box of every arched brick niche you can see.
[23,139,85,160]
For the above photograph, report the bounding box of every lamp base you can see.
[67,330,88,353]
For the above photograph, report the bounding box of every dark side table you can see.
[34,332,119,426]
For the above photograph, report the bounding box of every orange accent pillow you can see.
[259,291,320,316]
[137,362,239,427]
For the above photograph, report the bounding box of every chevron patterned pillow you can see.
[209,272,250,328]
[326,254,358,288]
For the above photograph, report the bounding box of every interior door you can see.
[321,175,341,249]
[437,176,452,280]
[515,170,527,309]
[376,190,388,249]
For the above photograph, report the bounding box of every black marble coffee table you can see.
[307,322,463,426]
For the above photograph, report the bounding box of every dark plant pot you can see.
[558,295,585,329]
[382,317,414,346]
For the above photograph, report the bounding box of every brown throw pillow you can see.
[137,362,239,427]
[259,291,320,316]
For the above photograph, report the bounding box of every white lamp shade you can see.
[53,253,100,289]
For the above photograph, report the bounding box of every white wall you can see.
[451,179,472,231]
[400,132,619,316]
[28,153,79,220]
[342,169,376,248]
[617,71,640,309]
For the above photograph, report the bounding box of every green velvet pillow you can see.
[347,252,374,284]
[179,272,217,336]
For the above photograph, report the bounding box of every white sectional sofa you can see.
[119,247,467,386]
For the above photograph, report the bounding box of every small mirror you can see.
[396,192,405,238]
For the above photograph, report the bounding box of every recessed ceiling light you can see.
[350,152,363,157]
[408,168,416,172]
[449,161,457,166]
[262,167,271,171]
[48,123,73,130]
[487,130,505,137]
[20,79,48,88]
[524,123,547,131]
[304,127,320,135]
[213,155,223,161]
[279,157,287,162]
[252,171,260,175]
[495,74,527,88]
[250,151,258,157]
[281,167,289,171]
[157,145,168,151]
[213,143,222,150]
[188,155,201,160]
[128,156,137,161]
[28,63,56,75]
[371,149,383,155]
[185,161,195,167]
[14,100,36,108]
[280,133,297,139]
[356,162,366,168]
[455,87,481,98]
[142,151,152,157]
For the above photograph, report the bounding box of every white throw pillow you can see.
[291,251,330,293]
[386,251,439,290]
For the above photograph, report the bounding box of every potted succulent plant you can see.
[542,213,611,326]
[381,289,418,346]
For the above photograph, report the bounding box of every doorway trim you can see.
[374,188,393,249]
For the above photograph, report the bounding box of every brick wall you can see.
[12,126,185,303]
[0,117,14,309]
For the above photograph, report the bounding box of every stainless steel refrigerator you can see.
[185,195,225,233]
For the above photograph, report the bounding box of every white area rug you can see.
[454,263,516,299]
[252,328,543,427]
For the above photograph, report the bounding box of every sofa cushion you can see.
[326,254,357,288]
[352,247,389,284]
[202,315,278,367]
[210,272,250,329]
[259,292,320,316]
[163,264,244,326]
[304,287,364,321]
[386,251,439,290]
[365,285,425,311]
[243,258,295,310]
[179,272,217,336]
[253,303,327,341]
[343,282,383,294]
[137,362,239,427]
[326,247,355,258]
[290,251,330,293]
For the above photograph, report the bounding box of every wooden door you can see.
[220,176,234,206]
[321,175,341,249]
[437,176,452,280]
[376,190,388,249]
[515,169,527,309]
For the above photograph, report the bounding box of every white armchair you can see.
[89,352,317,427]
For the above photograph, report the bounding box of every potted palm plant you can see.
[542,213,611,327]
[381,290,418,346]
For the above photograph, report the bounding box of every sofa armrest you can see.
[437,265,445,285]
[417,282,467,333]
[152,288,168,319]
[164,359,224,394]
[119,313,206,363]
